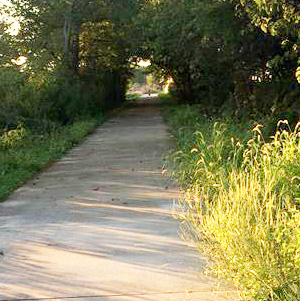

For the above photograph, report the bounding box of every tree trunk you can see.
[64,17,71,65]
[62,0,82,75]
[71,21,81,75]
[176,71,194,103]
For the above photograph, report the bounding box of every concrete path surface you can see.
[0,98,237,300]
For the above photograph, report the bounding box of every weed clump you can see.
[167,106,300,300]
[1,123,27,148]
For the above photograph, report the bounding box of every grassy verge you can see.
[164,105,300,300]
[158,92,175,105]
[126,92,142,102]
[0,115,104,201]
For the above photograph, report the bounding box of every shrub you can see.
[0,68,26,127]
[0,67,111,131]
[0,123,27,148]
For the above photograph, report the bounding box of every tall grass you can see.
[166,106,300,300]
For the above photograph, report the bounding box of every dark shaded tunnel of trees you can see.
[0,0,300,130]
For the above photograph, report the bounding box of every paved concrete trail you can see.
[0,98,236,300]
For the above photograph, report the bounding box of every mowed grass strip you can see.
[0,116,103,201]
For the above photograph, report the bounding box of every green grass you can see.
[159,92,175,105]
[165,105,300,300]
[163,105,252,187]
[0,115,104,201]
[126,92,142,102]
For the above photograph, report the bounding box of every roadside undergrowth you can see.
[165,105,300,300]
[0,115,104,201]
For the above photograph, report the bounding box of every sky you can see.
[0,0,27,65]
[0,0,20,35]
[0,0,145,67]
[138,60,151,67]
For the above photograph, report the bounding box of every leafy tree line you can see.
[1,0,299,128]
[136,0,300,123]
[0,0,143,130]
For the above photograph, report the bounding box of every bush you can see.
[0,68,26,127]
[0,123,27,148]
[166,106,300,300]
[0,67,122,131]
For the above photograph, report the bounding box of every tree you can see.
[233,0,300,113]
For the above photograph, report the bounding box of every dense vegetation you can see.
[1,0,299,141]
[2,0,299,137]
[165,105,300,300]
[139,0,300,122]
[0,0,143,127]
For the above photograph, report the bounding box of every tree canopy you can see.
[0,0,299,126]
[134,0,300,119]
